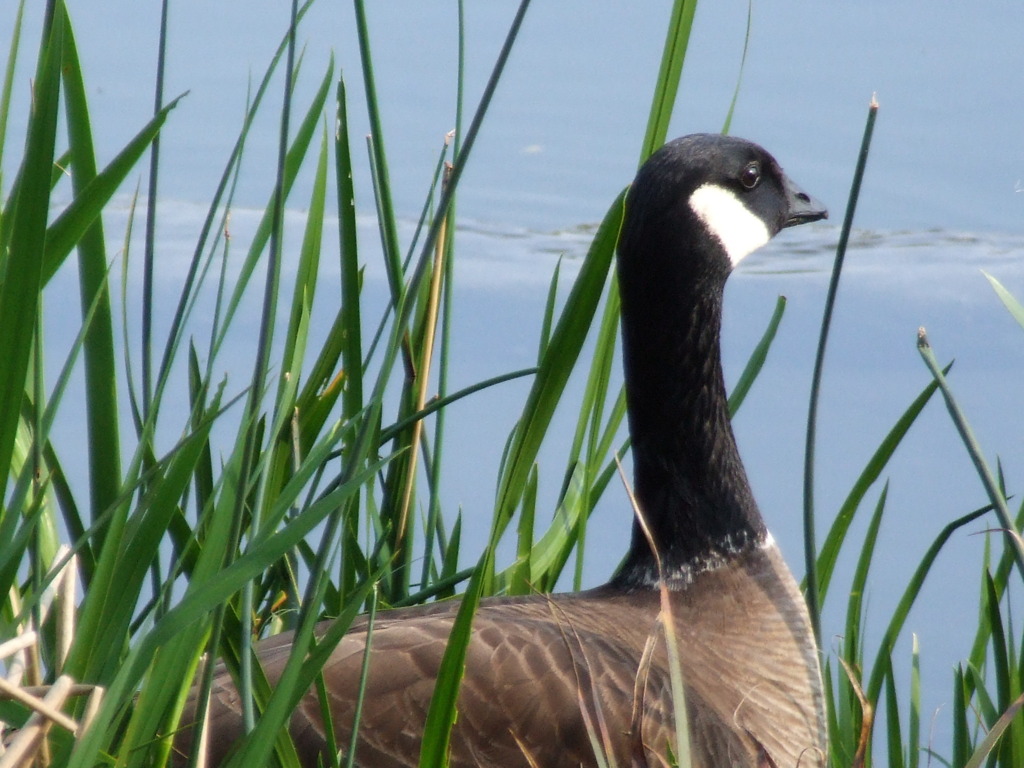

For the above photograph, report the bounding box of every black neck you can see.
[611,235,766,589]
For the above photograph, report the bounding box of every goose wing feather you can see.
[181,548,823,768]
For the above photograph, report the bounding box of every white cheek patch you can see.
[688,183,771,267]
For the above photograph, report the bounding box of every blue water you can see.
[5,0,1024,758]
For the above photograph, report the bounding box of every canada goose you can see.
[174,133,828,768]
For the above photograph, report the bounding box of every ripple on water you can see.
[449,219,1024,291]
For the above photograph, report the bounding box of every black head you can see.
[618,134,827,284]
[612,134,827,587]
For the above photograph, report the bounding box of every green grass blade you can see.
[222,573,381,768]
[67,452,386,768]
[571,314,622,589]
[814,363,949,602]
[804,96,879,642]
[397,0,534,334]
[141,0,170,417]
[352,0,403,302]
[720,0,752,135]
[909,634,921,768]
[335,76,364,423]
[418,548,492,768]
[844,483,888,665]
[156,1,319,394]
[966,662,998,730]
[984,271,1024,331]
[917,328,1024,581]
[236,5,299,703]
[493,192,624,540]
[964,692,1024,768]
[338,587,378,768]
[727,295,785,414]
[212,58,333,359]
[0,0,64,502]
[0,0,26,178]
[377,367,537,450]
[883,653,905,768]
[969,496,1024,669]
[564,277,619,494]
[68,418,220,685]
[40,93,185,287]
[279,125,328,401]
[418,3,468,593]
[24,257,114,470]
[640,0,699,162]
[59,11,123,530]
[984,573,1011,728]
[512,466,538,595]
[865,505,989,704]
[951,666,970,768]
[538,259,561,359]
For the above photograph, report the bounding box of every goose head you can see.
[613,133,827,588]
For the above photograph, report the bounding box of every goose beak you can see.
[782,175,828,227]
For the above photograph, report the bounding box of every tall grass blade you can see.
[720,0,752,135]
[41,94,184,287]
[378,369,538,446]
[965,662,999,732]
[952,666,971,768]
[399,0,535,328]
[221,575,381,768]
[883,654,905,768]
[815,366,947,601]
[640,0,699,162]
[984,271,1024,331]
[59,12,122,542]
[418,549,493,768]
[352,0,403,303]
[727,295,785,414]
[0,0,27,187]
[917,328,1024,580]
[419,1,468,592]
[339,587,378,768]
[963,692,1024,768]
[908,634,920,768]
[141,0,170,418]
[844,483,888,667]
[803,95,879,641]
[493,193,624,538]
[279,127,329,403]
[236,1,302,730]
[0,0,64,502]
[335,76,363,423]
[67,454,386,768]
[212,61,333,359]
[538,260,561,359]
[68,419,219,685]
[157,1,319,394]
[864,505,989,704]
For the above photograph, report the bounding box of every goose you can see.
[174,133,829,768]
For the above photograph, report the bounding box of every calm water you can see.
[5,0,1024,754]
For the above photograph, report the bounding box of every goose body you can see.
[176,134,829,768]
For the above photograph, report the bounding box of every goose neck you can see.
[613,266,766,588]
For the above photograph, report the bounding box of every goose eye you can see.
[739,162,761,190]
